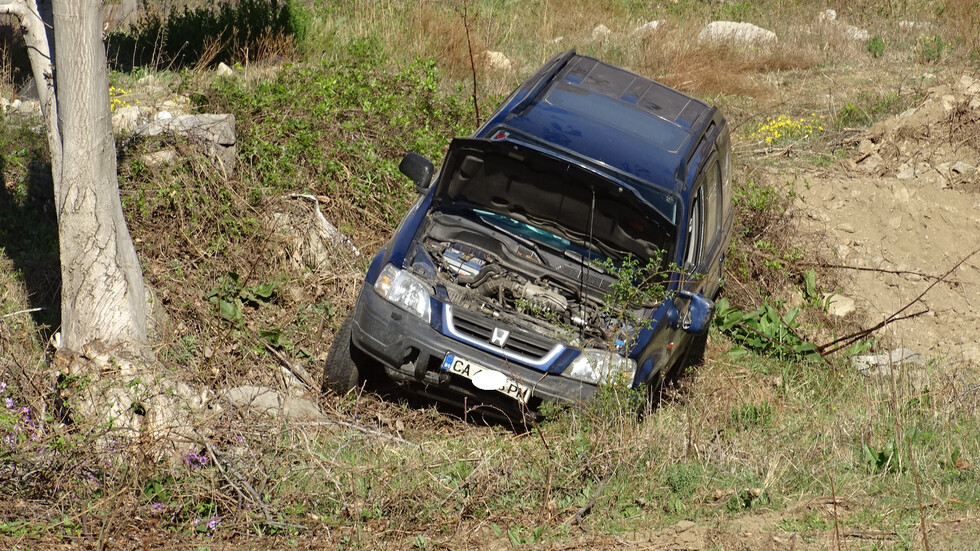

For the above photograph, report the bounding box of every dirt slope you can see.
[792,74,980,366]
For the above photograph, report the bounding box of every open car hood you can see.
[431,138,676,262]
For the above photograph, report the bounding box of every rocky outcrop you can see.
[135,114,237,171]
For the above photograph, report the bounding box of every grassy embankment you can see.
[1,0,979,547]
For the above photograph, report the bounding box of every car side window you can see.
[683,186,704,269]
[704,160,721,237]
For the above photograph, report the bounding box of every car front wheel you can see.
[322,313,366,395]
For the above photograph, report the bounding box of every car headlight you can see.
[565,349,637,386]
[374,264,431,322]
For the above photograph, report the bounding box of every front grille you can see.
[445,306,561,364]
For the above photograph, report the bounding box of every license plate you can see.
[441,353,531,404]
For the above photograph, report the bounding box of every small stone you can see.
[636,20,665,34]
[843,25,870,41]
[824,294,855,317]
[592,24,613,41]
[483,51,512,71]
[676,520,696,532]
[818,9,837,21]
[137,74,157,85]
[141,149,177,167]
[216,62,234,77]
[852,348,926,376]
[112,105,141,134]
[699,21,777,46]
[942,94,957,113]
[951,161,976,176]
[838,222,856,233]
[889,216,902,229]
[897,166,917,179]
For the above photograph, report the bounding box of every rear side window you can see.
[704,160,721,237]
[683,187,704,268]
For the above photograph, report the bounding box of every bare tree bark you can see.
[52,0,151,360]
[0,0,152,360]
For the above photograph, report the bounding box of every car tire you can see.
[322,313,365,395]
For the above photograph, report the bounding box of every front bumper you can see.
[349,283,597,412]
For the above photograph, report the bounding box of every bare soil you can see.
[792,74,980,366]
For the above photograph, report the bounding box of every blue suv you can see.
[323,50,733,418]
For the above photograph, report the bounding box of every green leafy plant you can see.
[714,298,820,360]
[915,34,952,63]
[866,36,885,58]
[863,439,899,474]
[205,272,277,324]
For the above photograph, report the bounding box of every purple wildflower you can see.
[184,451,209,468]
[0,381,7,392]
[207,517,221,531]
[4,397,13,409]
[150,502,165,515]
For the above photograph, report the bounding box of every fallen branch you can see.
[2,307,42,318]
[817,245,980,356]
[806,262,959,284]
[255,333,316,392]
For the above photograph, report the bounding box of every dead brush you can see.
[413,2,488,85]
[942,0,980,59]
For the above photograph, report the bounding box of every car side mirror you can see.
[399,152,434,193]
[677,291,714,334]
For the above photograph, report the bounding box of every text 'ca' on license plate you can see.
[441,353,531,403]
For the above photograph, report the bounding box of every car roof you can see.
[477,51,713,196]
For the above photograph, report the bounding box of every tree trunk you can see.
[3,0,62,207]
[53,0,151,360]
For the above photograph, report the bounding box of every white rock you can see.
[818,9,837,22]
[851,348,926,376]
[698,21,777,46]
[483,50,512,71]
[112,105,141,134]
[842,25,870,41]
[592,24,613,41]
[136,113,237,169]
[155,110,173,121]
[899,21,937,33]
[897,166,917,179]
[216,62,234,77]
[137,74,156,86]
[636,20,665,34]
[141,149,178,167]
[825,294,856,318]
[951,161,976,176]
[222,385,323,421]
[942,94,958,112]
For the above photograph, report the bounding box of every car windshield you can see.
[435,139,675,263]
[473,209,610,264]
